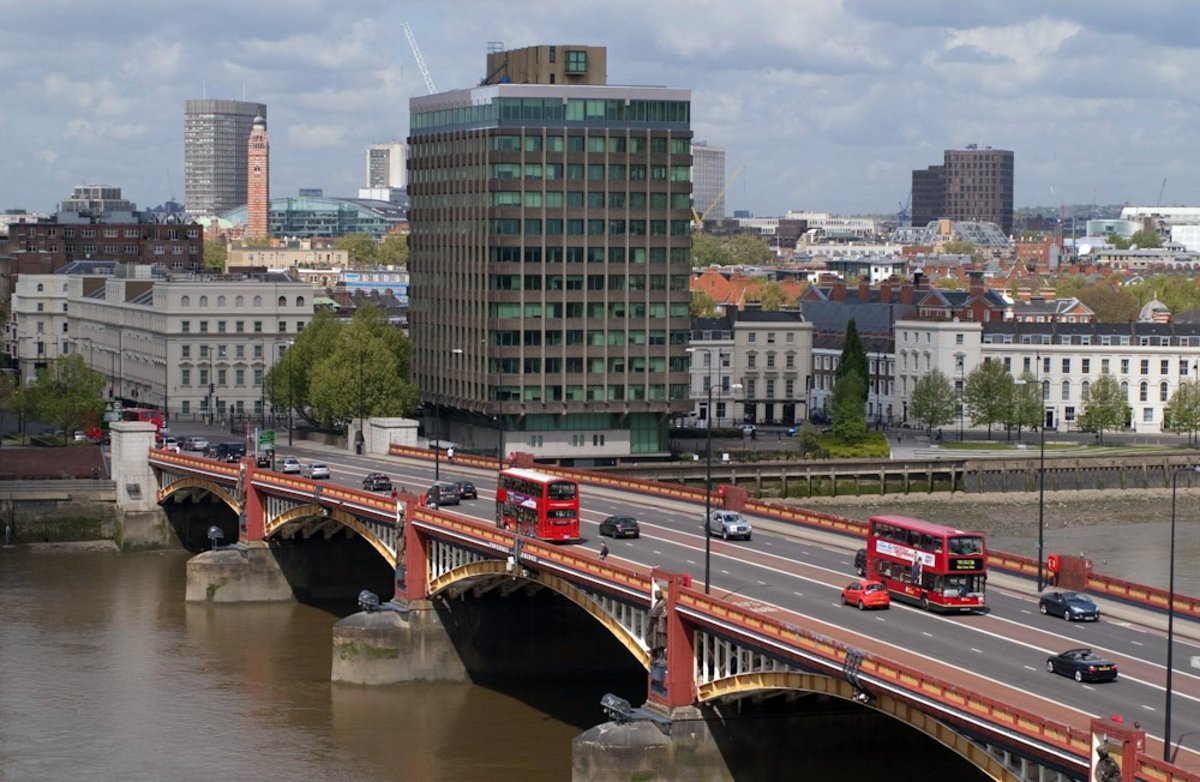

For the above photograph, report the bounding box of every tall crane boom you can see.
[692,164,746,228]
[402,22,437,95]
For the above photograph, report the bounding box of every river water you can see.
[0,547,595,782]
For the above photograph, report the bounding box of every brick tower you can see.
[246,115,270,240]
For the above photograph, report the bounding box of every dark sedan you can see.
[1039,591,1100,621]
[598,515,640,539]
[1046,648,1118,682]
[453,480,477,500]
[362,472,393,492]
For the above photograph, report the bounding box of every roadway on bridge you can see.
[199,436,1200,768]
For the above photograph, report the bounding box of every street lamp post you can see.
[1015,376,1047,590]
[1165,465,1199,762]
[356,349,365,455]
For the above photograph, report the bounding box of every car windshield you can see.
[864,583,885,593]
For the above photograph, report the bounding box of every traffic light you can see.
[209,383,215,394]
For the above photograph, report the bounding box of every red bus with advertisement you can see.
[864,514,987,613]
[121,407,166,435]
[495,468,581,542]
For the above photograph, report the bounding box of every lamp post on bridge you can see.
[1165,465,1199,762]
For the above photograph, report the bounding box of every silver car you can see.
[302,462,331,480]
[280,456,301,474]
[704,510,752,541]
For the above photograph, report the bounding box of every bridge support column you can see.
[185,541,294,602]
[331,599,468,685]
[572,706,730,781]
[111,420,172,550]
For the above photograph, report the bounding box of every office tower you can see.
[408,44,693,461]
[911,146,1014,236]
[246,115,270,239]
[364,142,408,189]
[184,99,267,217]
[691,142,726,221]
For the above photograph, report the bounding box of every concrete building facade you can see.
[911,146,1014,236]
[691,142,726,220]
[184,99,267,217]
[64,266,312,419]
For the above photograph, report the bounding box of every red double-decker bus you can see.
[864,514,987,613]
[121,407,166,435]
[495,468,581,542]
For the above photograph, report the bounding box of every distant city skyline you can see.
[2,1,1198,218]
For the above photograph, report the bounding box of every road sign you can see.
[257,429,276,446]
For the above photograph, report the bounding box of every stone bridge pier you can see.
[110,421,174,549]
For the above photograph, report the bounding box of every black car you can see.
[207,442,246,463]
[362,472,393,492]
[1039,591,1100,621]
[453,480,477,500]
[599,515,640,539]
[854,548,867,576]
[424,483,460,506]
[1046,648,1118,682]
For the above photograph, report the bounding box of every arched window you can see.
[199,295,208,307]
[295,296,305,308]
[217,295,226,307]
[235,296,244,307]
[278,296,287,307]
[1121,381,1130,401]
[36,283,43,292]
[1081,380,1090,401]
[253,295,262,307]
[1161,382,1170,402]
[1139,381,1149,402]
[1061,380,1070,401]
[181,295,191,307]
[1041,379,1050,401]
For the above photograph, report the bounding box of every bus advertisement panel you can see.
[866,514,987,613]
[495,468,581,542]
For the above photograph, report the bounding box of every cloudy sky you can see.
[2,0,1197,218]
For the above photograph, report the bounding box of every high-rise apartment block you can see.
[691,142,726,221]
[184,99,267,217]
[408,44,693,462]
[364,142,408,189]
[60,184,136,217]
[246,115,270,239]
[910,145,1014,236]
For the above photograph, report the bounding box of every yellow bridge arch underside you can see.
[428,560,651,670]
[264,504,397,568]
[158,477,241,515]
[699,672,1020,782]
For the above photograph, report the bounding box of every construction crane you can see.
[1157,178,1167,208]
[691,164,745,230]
[402,22,437,95]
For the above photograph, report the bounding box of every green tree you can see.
[828,371,866,442]
[1068,281,1140,322]
[941,240,982,263]
[726,232,774,266]
[1164,380,1200,445]
[690,231,726,268]
[755,280,786,311]
[909,370,957,432]
[963,360,1013,439]
[29,354,106,444]
[836,319,869,404]
[268,305,418,431]
[1077,374,1127,444]
[203,239,227,270]
[1004,371,1043,437]
[1106,233,1131,250]
[933,275,965,290]
[690,289,718,317]
[377,233,409,266]
[1130,229,1162,249]
[336,233,379,266]
[238,236,273,249]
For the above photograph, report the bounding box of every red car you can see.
[841,579,891,610]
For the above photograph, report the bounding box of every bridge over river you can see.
[104,420,1200,781]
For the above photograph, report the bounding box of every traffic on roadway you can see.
[172,430,1200,766]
